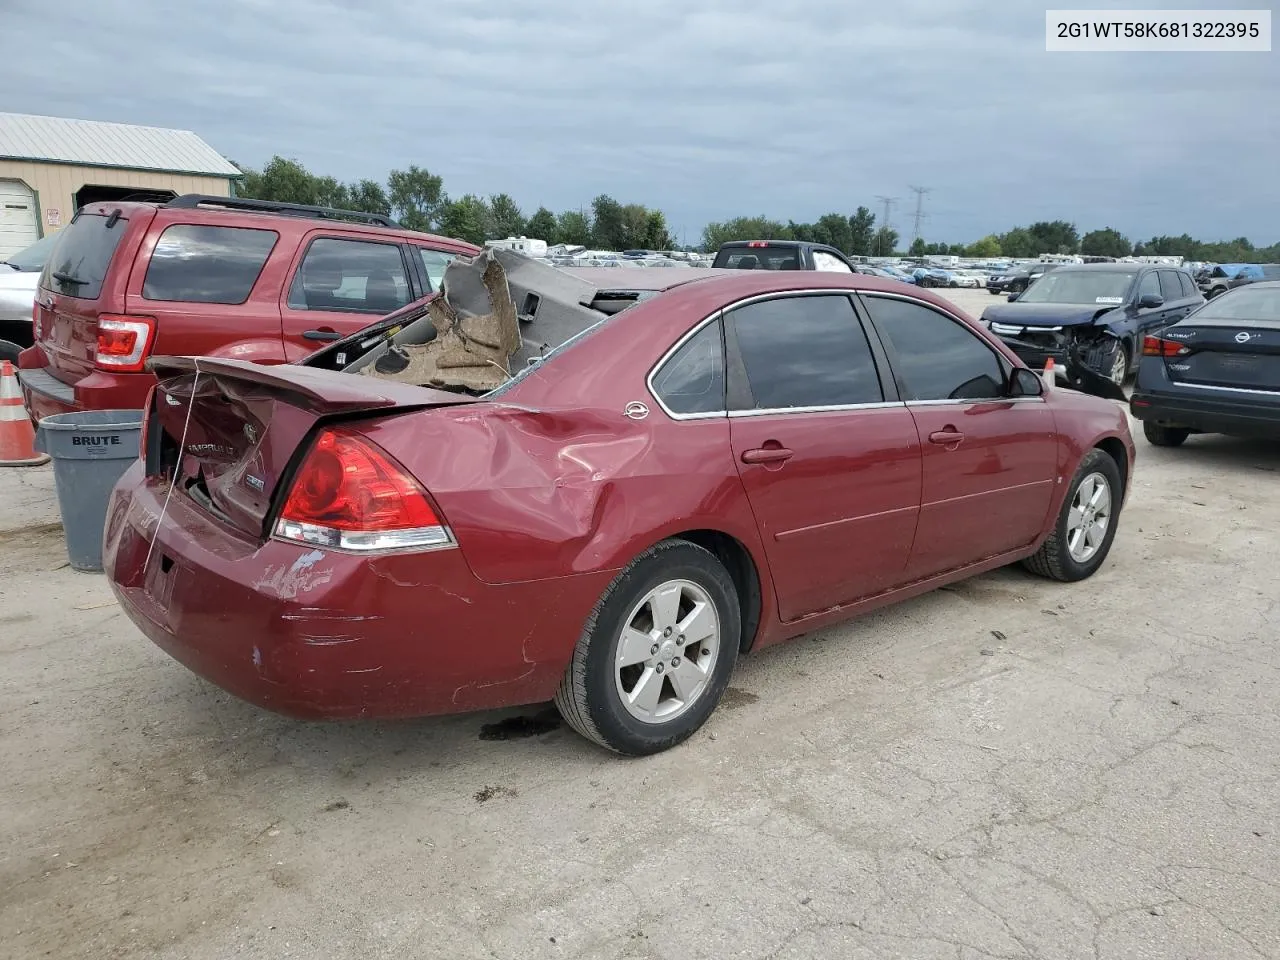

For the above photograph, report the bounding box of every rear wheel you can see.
[1143,421,1190,447]
[1023,450,1123,582]
[555,540,740,756]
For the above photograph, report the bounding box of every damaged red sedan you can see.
[104,252,1134,755]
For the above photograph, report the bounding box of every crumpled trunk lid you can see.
[147,357,477,539]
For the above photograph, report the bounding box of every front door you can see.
[279,235,416,362]
[861,294,1057,580]
[724,293,922,621]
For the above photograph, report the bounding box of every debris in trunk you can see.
[359,249,520,392]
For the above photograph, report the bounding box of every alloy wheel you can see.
[614,579,720,724]
[1066,472,1112,563]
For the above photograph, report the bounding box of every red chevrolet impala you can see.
[104,255,1134,755]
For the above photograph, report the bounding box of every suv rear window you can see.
[143,225,278,304]
[714,246,804,270]
[41,213,126,300]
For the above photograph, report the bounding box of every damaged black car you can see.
[980,263,1205,386]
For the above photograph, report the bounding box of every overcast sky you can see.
[5,0,1276,246]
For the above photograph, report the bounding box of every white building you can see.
[485,236,548,257]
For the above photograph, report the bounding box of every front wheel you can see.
[1143,421,1190,447]
[555,540,740,756]
[1023,450,1123,582]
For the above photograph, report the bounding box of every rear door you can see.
[124,221,285,362]
[279,234,416,361]
[35,208,151,386]
[1160,287,1280,393]
[724,293,922,621]
[860,293,1057,580]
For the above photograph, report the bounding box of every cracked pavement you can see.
[2,289,1277,959]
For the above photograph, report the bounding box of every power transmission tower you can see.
[874,195,897,255]
[909,185,931,244]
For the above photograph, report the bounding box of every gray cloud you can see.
[5,0,1276,245]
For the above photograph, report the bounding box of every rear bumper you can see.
[104,461,610,719]
[1130,387,1280,440]
[17,361,153,422]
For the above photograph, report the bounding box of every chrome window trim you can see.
[646,288,882,421]
[1173,381,1280,397]
[728,401,905,418]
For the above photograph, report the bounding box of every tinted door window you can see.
[651,319,725,415]
[727,295,882,409]
[864,296,1004,401]
[417,247,457,291]
[1158,271,1183,302]
[143,225,278,304]
[1137,271,1161,302]
[287,239,411,313]
[1177,271,1197,298]
[41,213,126,299]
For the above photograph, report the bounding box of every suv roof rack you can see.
[165,194,400,228]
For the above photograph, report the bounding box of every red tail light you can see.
[1142,335,1189,358]
[95,315,157,371]
[274,426,454,552]
[747,240,769,248]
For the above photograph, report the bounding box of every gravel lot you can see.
[2,286,1278,960]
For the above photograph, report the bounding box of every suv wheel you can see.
[555,540,740,756]
[1143,421,1191,447]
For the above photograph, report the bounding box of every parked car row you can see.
[1194,262,1280,299]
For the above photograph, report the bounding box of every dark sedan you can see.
[982,264,1204,384]
[1131,281,1280,445]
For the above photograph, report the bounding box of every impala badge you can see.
[624,401,649,420]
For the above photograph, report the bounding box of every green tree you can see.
[873,226,899,256]
[999,226,1037,258]
[909,236,928,257]
[1026,220,1079,255]
[526,206,557,242]
[644,210,674,250]
[620,204,652,249]
[437,194,492,246]
[1080,228,1132,258]
[387,165,445,233]
[345,179,391,216]
[847,207,876,257]
[701,216,788,250]
[488,193,525,239]
[814,213,853,253]
[590,195,627,249]
[555,210,591,246]
[964,235,1003,258]
[238,156,322,205]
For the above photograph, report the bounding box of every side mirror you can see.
[1007,292,1020,302]
[1009,367,1044,397]
[1137,293,1164,309]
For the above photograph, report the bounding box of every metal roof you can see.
[0,112,240,178]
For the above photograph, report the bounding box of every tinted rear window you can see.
[715,246,804,270]
[1193,286,1280,323]
[143,225,278,304]
[42,213,126,300]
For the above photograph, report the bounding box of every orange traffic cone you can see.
[1042,357,1056,392]
[0,360,49,466]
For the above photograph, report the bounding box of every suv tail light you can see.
[95,315,156,371]
[274,426,454,552]
[1142,335,1190,358]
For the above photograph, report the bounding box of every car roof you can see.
[77,199,479,250]
[1050,263,1144,273]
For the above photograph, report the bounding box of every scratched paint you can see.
[251,550,335,600]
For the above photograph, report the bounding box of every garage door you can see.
[0,180,40,261]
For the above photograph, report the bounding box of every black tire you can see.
[1143,421,1190,447]
[555,539,740,756]
[0,340,22,364]
[1023,449,1124,582]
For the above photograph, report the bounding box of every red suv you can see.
[18,195,479,421]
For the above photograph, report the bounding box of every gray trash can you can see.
[35,410,143,572]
